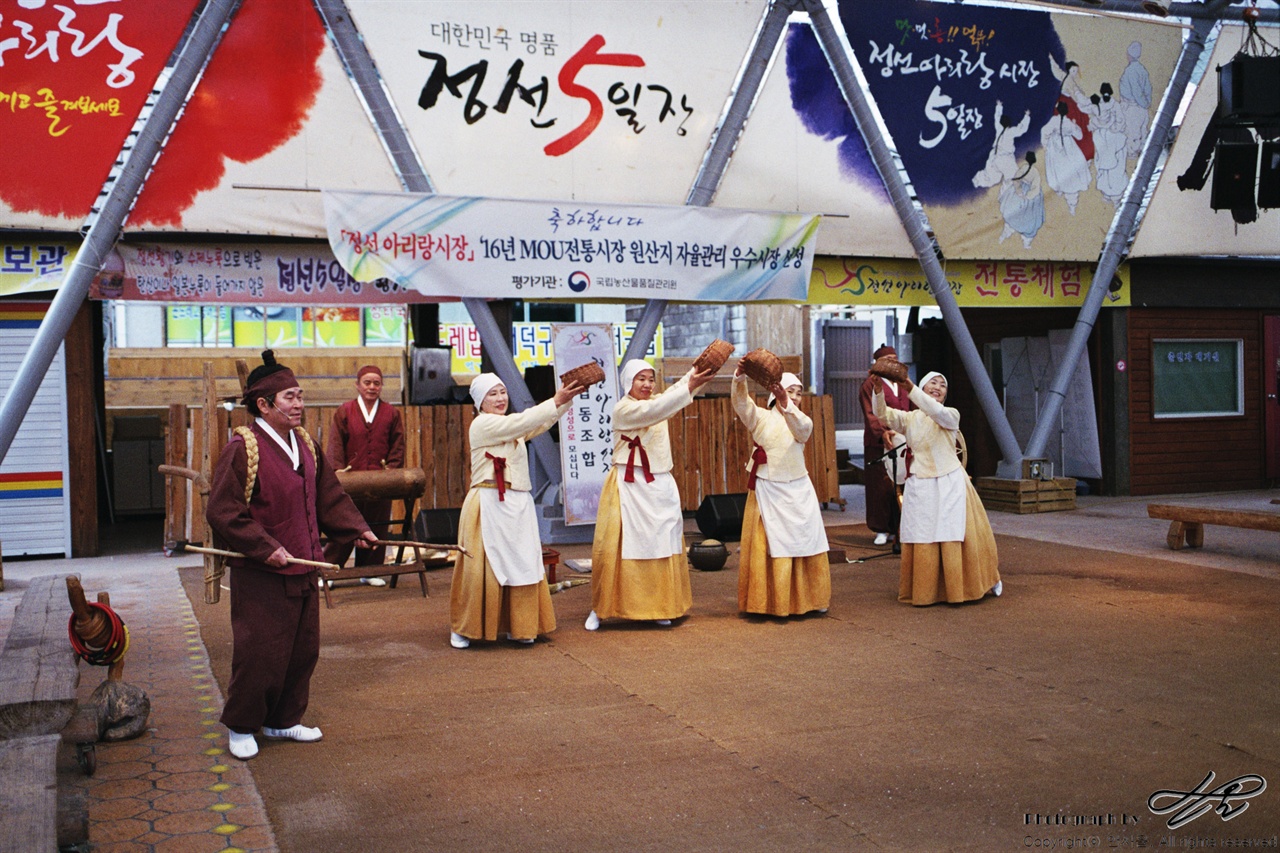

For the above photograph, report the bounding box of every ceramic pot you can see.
[688,539,729,571]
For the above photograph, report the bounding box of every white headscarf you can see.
[918,371,947,400]
[469,373,505,411]
[768,372,804,407]
[619,359,655,397]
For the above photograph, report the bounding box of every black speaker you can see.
[1211,141,1258,210]
[523,364,556,402]
[696,493,748,542]
[1217,56,1280,123]
[415,507,462,545]
[1259,140,1280,209]
[409,346,455,404]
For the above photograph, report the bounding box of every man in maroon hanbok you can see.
[207,350,374,760]
[859,345,913,548]
[323,364,405,582]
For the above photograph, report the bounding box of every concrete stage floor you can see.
[2,487,1278,852]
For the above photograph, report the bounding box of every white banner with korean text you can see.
[323,191,820,303]
[552,324,618,525]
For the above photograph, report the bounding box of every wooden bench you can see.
[1,575,90,851]
[1,575,80,739]
[1147,503,1280,550]
[0,735,61,853]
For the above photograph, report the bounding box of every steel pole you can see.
[1024,13,1222,459]
[620,0,798,367]
[315,0,560,482]
[804,0,1025,475]
[0,0,242,465]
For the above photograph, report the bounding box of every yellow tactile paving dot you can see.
[69,574,280,852]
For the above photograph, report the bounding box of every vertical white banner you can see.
[552,323,619,526]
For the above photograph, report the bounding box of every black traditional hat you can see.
[242,350,299,409]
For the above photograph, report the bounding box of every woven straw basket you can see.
[869,356,908,383]
[692,339,735,374]
[560,361,607,389]
[739,348,783,387]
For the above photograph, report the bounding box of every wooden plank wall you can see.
[107,347,406,408]
[1127,309,1265,495]
[667,395,840,511]
[162,394,839,540]
[744,304,809,368]
[400,404,478,510]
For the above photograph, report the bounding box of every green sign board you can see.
[1152,340,1243,418]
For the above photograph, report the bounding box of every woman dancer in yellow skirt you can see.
[585,359,715,630]
[449,373,583,648]
[872,371,1001,605]
[731,367,831,616]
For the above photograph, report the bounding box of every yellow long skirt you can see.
[898,478,1000,606]
[738,490,831,616]
[449,488,557,641]
[590,468,692,621]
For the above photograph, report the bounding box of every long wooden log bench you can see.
[0,574,90,851]
[1147,503,1280,550]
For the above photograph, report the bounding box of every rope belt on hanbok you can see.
[620,435,654,483]
[746,444,768,490]
[484,453,508,500]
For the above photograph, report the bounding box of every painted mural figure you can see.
[1049,56,1096,163]
[1040,101,1091,215]
[971,101,1031,189]
[1118,41,1153,160]
[1088,85,1129,206]
[998,151,1045,249]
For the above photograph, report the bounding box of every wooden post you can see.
[201,362,215,498]
[97,592,125,682]
[200,363,224,604]
[65,301,99,557]
[188,408,204,537]
[164,404,187,549]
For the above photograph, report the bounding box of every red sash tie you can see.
[747,444,768,490]
[621,435,654,483]
[485,452,508,500]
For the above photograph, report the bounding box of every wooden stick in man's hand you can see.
[177,543,340,572]
[368,538,469,556]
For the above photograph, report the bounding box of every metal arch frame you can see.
[1011,0,1276,24]
[800,0,1240,478]
[0,0,1258,485]
[801,0,1027,474]
[1024,5,1230,459]
[320,0,807,490]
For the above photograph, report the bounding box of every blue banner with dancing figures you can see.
[785,0,1184,261]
